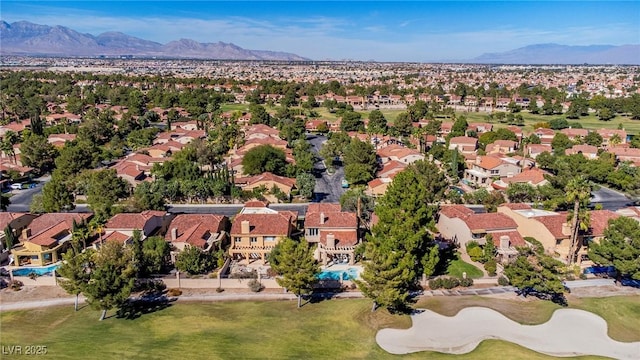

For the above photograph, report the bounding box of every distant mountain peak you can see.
[473,43,639,65]
[0,20,310,60]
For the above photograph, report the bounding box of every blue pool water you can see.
[11,263,60,277]
[317,268,359,281]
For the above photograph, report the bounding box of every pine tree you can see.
[270,237,320,308]
[57,246,93,311]
[83,241,135,321]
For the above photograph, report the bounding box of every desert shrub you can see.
[248,279,263,292]
[459,277,474,287]
[209,271,218,279]
[468,247,484,262]
[484,259,497,276]
[9,279,23,291]
[441,277,460,289]
[428,278,443,289]
[498,276,510,286]
[167,288,182,297]
[579,273,587,280]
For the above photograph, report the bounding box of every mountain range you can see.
[0,20,309,61]
[1,20,638,64]
[472,43,640,65]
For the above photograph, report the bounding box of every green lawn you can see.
[3,296,636,359]
[446,256,485,279]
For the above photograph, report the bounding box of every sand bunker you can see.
[376,307,640,359]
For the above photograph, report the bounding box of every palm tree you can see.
[565,177,592,264]
[72,220,91,250]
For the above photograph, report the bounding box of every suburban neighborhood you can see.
[1,55,640,358]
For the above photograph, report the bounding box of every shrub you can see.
[441,277,460,289]
[428,278,443,290]
[167,288,182,297]
[459,277,474,287]
[9,279,23,291]
[579,273,587,280]
[216,287,224,293]
[484,259,497,277]
[28,272,39,280]
[498,276,510,286]
[248,279,263,292]
[468,247,484,262]
[466,241,480,252]
[209,272,218,279]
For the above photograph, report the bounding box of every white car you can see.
[10,183,23,190]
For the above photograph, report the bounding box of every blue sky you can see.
[2,1,639,61]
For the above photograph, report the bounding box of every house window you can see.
[234,237,241,243]
[308,228,319,236]
[250,237,257,243]
[264,236,276,242]
[490,170,499,175]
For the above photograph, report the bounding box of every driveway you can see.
[307,134,346,203]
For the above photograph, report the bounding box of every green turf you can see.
[2,296,634,359]
[446,257,485,279]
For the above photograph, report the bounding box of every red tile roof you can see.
[440,205,475,219]
[28,222,71,247]
[0,212,31,231]
[502,168,548,185]
[319,229,359,247]
[463,213,518,232]
[102,231,131,244]
[588,210,619,237]
[306,204,358,228]
[230,212,293,236]
[532,213,570,239]
[28,213,92,237]
[499,203,532,211]
[104,211,164,230]
[491,231,526,247]
[165,214,228,248]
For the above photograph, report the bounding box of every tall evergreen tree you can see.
[83,241,135,321]
[588,216,640,281]
[270,237,320,308]
[57,246,93,311]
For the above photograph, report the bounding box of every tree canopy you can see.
[241,145,288,176]
[270,237,320,308]
[588,216,640,281]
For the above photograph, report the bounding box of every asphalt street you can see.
[307,134,346,203]
[6,175,50,212]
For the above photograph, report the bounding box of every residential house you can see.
[103,210,171,240]
[47,133,77,148]
[497,204,618,266]
[11,213,92,267]
[229,202,297,263]
[0,212,38,262]
[525,144,552,159]
[376,144,424,165]
[597,128,627,147]
[609,147,640,166]
[448,136,478,154]
[234,172,297,203]
[165,214,230,254]
[304,203,359,265]
[486,140,518,155]
[560,128,589,141]
[464,155,521,187]
[565,144,598,159]
[533,128,556,145]
[492,167,549,190]
[437,205,523,263]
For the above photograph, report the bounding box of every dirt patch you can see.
[0,286,70,303]
[568,285,640,298]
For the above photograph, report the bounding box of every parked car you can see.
[10,183,23,190]
[341,179,349,188]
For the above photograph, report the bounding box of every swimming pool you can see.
[11,263,61,277]
[317,267,359,281]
